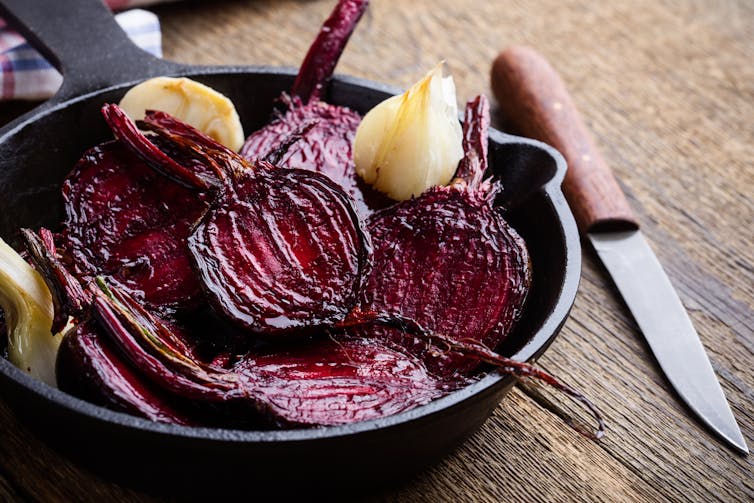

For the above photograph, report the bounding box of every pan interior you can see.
[0,69,573,441]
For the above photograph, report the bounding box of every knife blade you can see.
[490,45,748,454]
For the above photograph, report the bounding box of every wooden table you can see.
[1,0,752,500]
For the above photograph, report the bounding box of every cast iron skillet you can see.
[0,0,580,492]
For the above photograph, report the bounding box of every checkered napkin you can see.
[0,5,165,101]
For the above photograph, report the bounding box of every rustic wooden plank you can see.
[0,468,27,503]
[0,0,751,501]
[366,387,667,503]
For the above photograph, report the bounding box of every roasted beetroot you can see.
[103,104,371,336]
[61,139,207,315]
[93,282,445,427]
[57,320,194,425]
[356,95,531,377]
[21,228,194,425]
[240,0,391,217]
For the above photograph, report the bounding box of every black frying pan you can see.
[0,0,580,493]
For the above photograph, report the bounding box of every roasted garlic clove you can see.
[119,77,245,151]
[353,63,464,200]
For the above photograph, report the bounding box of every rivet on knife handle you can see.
[490,45,638,234]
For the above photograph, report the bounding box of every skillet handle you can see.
[0,0,185,103]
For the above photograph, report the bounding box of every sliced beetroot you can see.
[356,95,532,377]
[237,336,447,426]
[56,320,194,425]
[103,104,371,336]
[93,282,445,427]
[189,163,371,335]
[61,139,206,314]
[239,0,393,217]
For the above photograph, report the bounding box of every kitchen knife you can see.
[490,46,747,454]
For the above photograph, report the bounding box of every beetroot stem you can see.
[20,227,90,331]
[340,309,605,440]
[454,95,490,189]
[101,104,213,190]
[291,0,369,103]
[142,110,238,158]
[431,333,605,440]
[263,119,319,165]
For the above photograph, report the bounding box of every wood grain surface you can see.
[1,0,752,501]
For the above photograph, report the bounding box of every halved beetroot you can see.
[103,104,371,336]
[356,95,532,377]
[61,139,207,314]
[56,320,194,425]
[240,0,392,217]
[93,283,445,427]
[189,163,371,335]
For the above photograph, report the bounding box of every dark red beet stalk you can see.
[240,0,390,217]
[103,104,372,337]
[455,93,490,188]
[103,106,218,190]
[93,281,445,427]
[21,228,89,332]
[291,0,369,103]
[338,310,605,439]
[263,119,319,165]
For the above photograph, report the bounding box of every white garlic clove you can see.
[119,77,245,152]
[353,63,464,200]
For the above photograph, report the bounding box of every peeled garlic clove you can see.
[354,63,464,200]
[119,77,245,151]
[0,238,61,386]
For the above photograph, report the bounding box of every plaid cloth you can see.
[0,7,163,101]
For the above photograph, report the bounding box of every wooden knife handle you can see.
[490,46,638,233]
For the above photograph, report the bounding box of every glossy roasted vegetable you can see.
[93,281,446,427]
[357,96,531,377]
[353,63,464,200]
[103,104,371,336]
[61,138,208,315]
[240,0,392,217]
[0,237,61,386]
[57,320,194,425]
